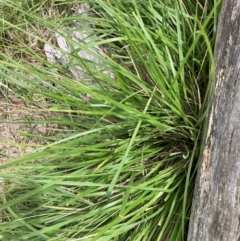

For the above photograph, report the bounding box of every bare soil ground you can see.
[0,97,58,164]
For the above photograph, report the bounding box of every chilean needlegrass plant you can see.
[0,0,221,240]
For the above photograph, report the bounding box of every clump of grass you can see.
[0,0,221,240]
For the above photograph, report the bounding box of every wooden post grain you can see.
[187,1,240,240]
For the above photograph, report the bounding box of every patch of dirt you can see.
[0,98,60,164]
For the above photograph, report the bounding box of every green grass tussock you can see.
[0,0,221,240]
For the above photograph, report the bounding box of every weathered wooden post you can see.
[187,1,240,240]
